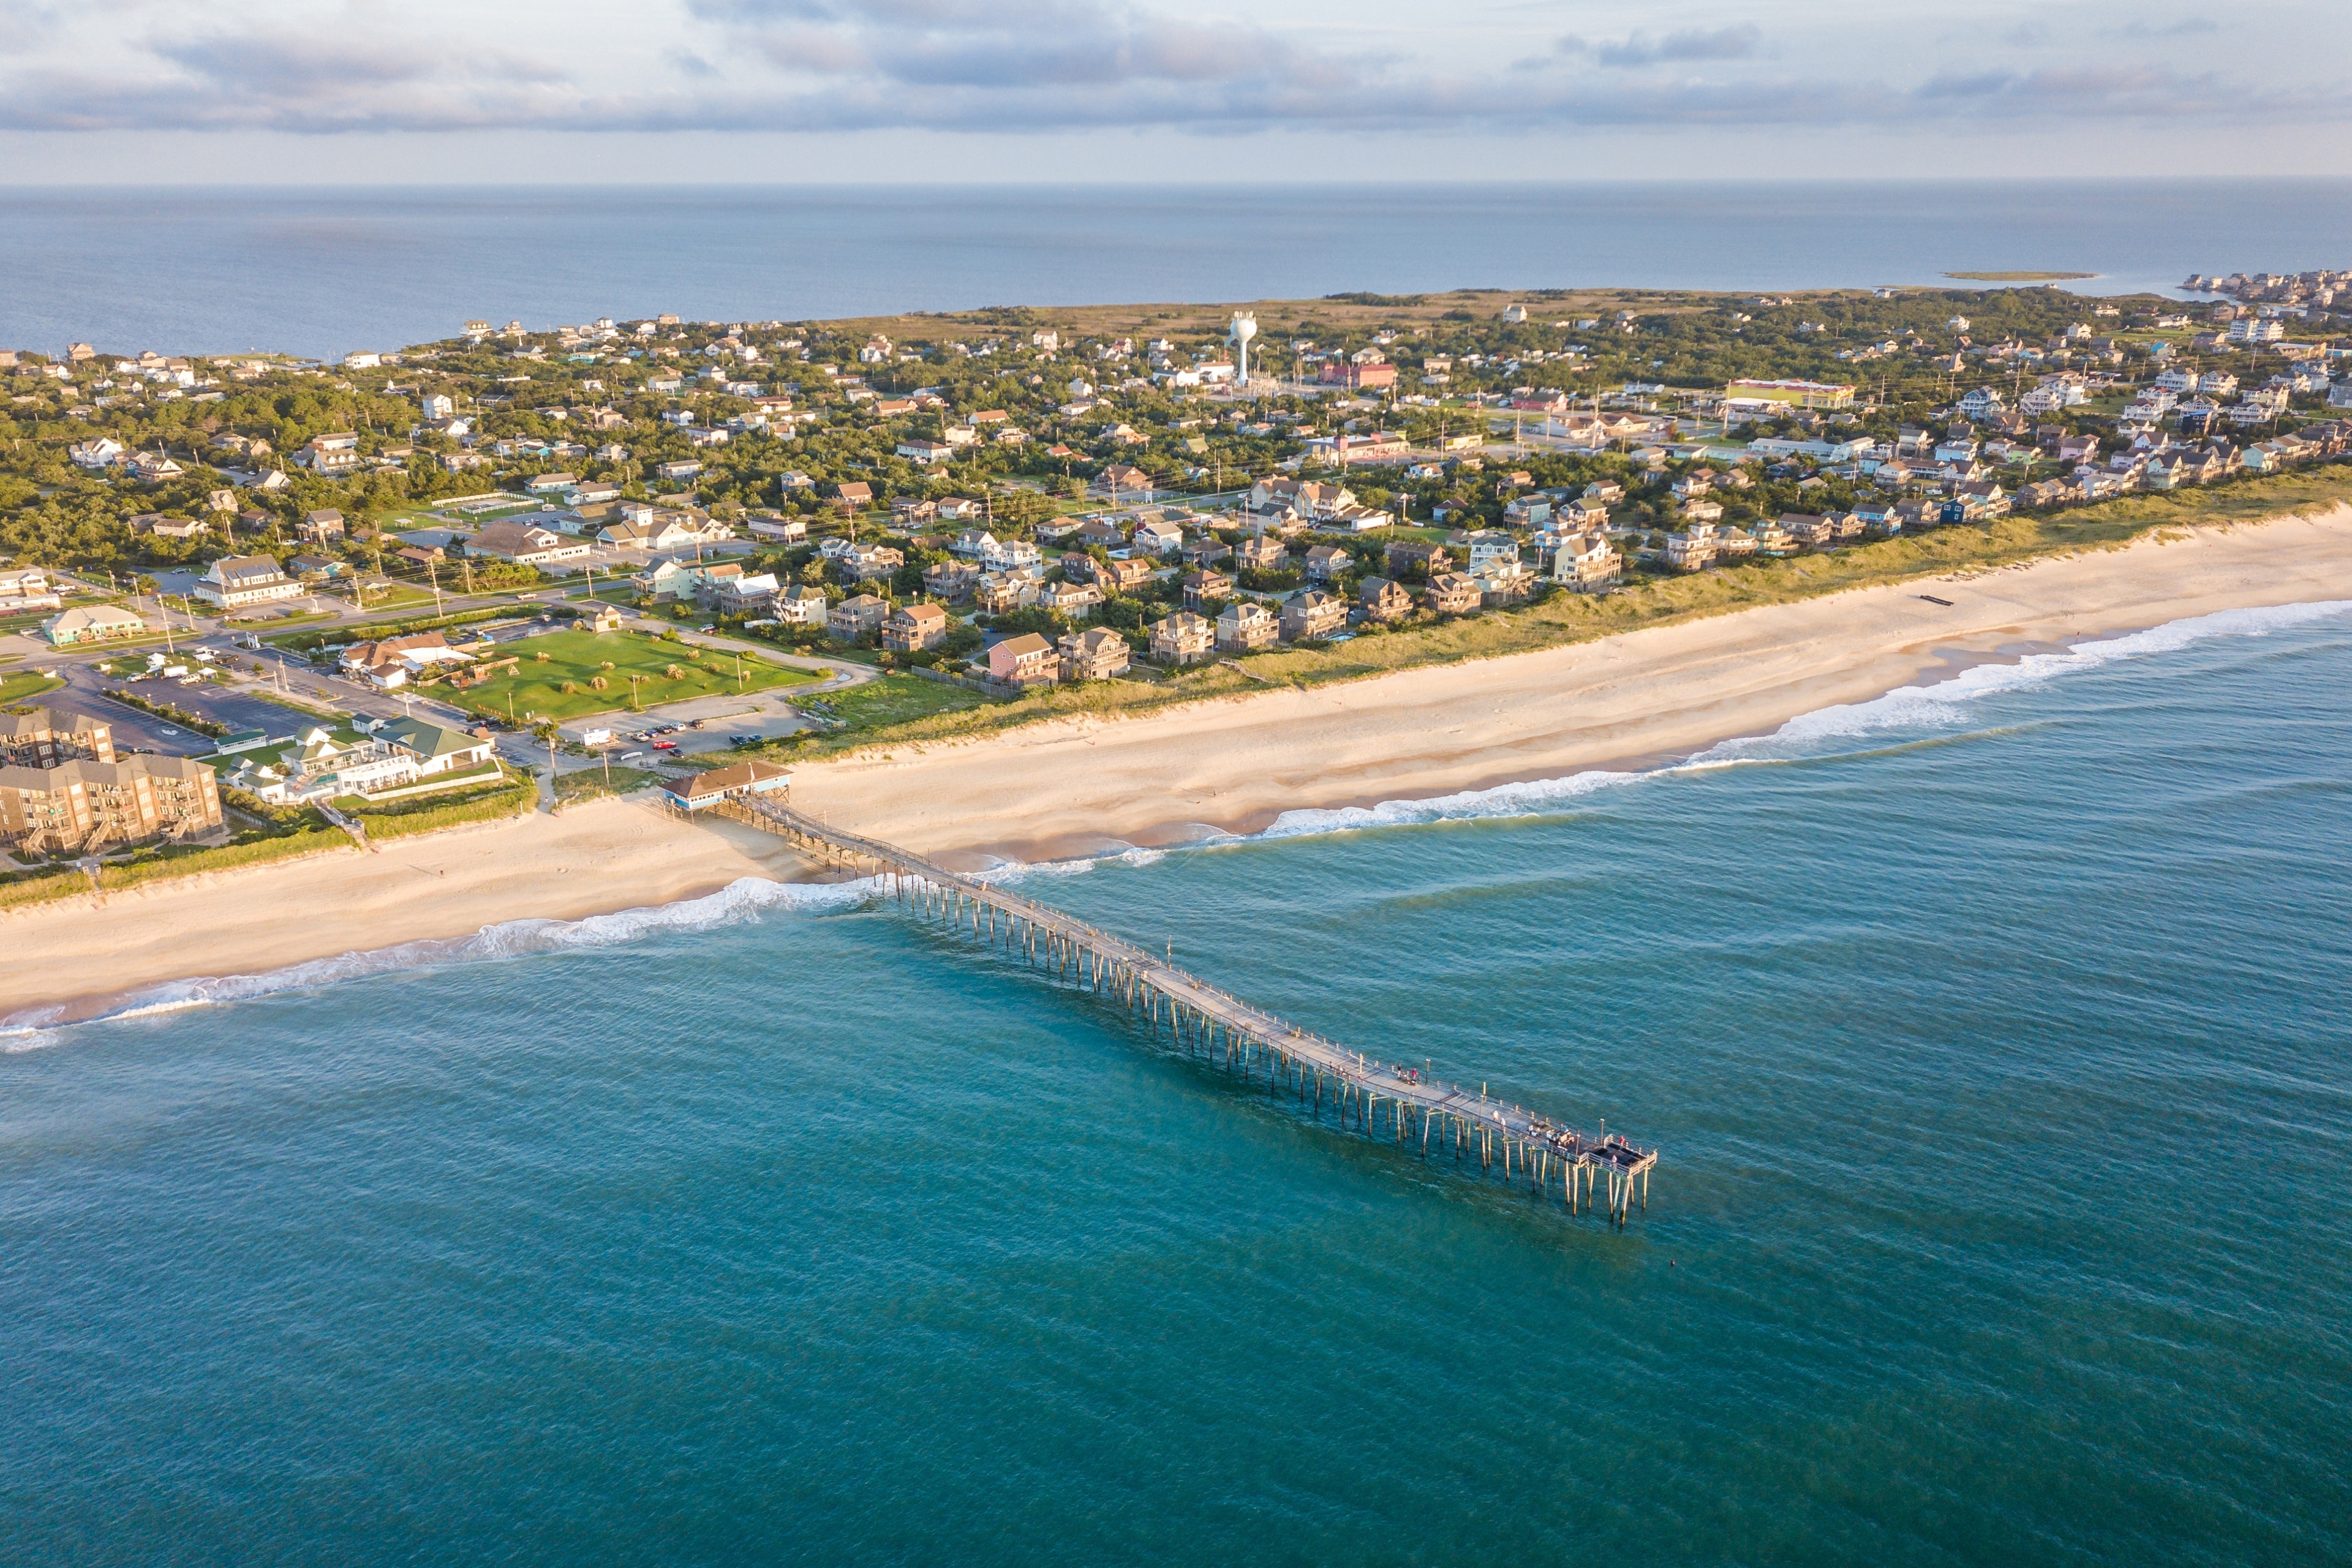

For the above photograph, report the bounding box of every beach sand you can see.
[10,505,2352,1018]
[802,507,2352,862]
[2,802,805,1024]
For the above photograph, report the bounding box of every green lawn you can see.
[0,670,64,705]
[435,628,818,722]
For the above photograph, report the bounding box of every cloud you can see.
[2124,18,2221,38]
[697,0,1335,92]
[0,2,2336,141]
[1563,24,1764,69]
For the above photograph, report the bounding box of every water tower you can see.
[1227,312,1257,385]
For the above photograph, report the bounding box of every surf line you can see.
[714,792,1660,1228]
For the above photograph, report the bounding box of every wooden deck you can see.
[722,794,1659,1225]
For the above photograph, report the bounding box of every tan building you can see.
[1,753,221,854]
[922,560,981,601]
[1424,572,1483,615]
[1148,610,1213,666]
[1279,589,1348,641]
[1302,545,1351,581]
[1180,568,1232,610]
[1,706,114,768]
[1357,576,1414,623]
[827,593,889,641]
[1665,526,1717,571]
[1234,535,1287,572]
[1553,531,1621,592]
[1058,627,1131,682]
[1215,600,1278,652]
[883,601,950,652]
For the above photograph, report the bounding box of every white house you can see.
[980,537,1042,573]
[195,555,303,609]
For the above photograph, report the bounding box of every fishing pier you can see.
[722,794,1659,1226]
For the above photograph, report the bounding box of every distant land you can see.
[1945,271,2099,282]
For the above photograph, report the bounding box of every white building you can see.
[195,555,303,609]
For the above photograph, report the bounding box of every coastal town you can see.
[6,273,2352,894]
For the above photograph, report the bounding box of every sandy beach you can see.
[1,802,805,1025]
[10,504,2352,1019]
[802,506,2352,860]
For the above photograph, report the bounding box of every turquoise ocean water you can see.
[4,602,2350,1564]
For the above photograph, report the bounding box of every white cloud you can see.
[0,0,2343,173]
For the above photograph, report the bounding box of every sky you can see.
[2,0,2347,184]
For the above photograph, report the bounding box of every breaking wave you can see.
[1,876,875,1048]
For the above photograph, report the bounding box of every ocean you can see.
[5,601,2349,1564]
[5,179,2352,361]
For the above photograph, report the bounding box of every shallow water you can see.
[5,602,2349,1564]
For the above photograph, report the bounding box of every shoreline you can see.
[796,507,2352,863]
[9,505,2352,1024]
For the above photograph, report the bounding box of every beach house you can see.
[883,601,950,652]
[1147,611,1213,666]
[828,594,889,641]
[1058,627,1131,681]
[1280,589,1348,641]
[987,631,1058,687]
[1215,601,1278,652]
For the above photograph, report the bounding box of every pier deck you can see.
[723,794,1659,1224]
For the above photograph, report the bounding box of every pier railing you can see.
[721,794,1659,1224]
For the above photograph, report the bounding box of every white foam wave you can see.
[1,875,873,1047]
[1238,597,2352,847]
[1716,598,2352,758]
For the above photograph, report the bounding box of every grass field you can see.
[437,628,818,722]
[0,670,65,705]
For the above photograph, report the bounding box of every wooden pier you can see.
[722,794,1659,1226]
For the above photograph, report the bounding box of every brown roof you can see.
[673,760,793,800]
